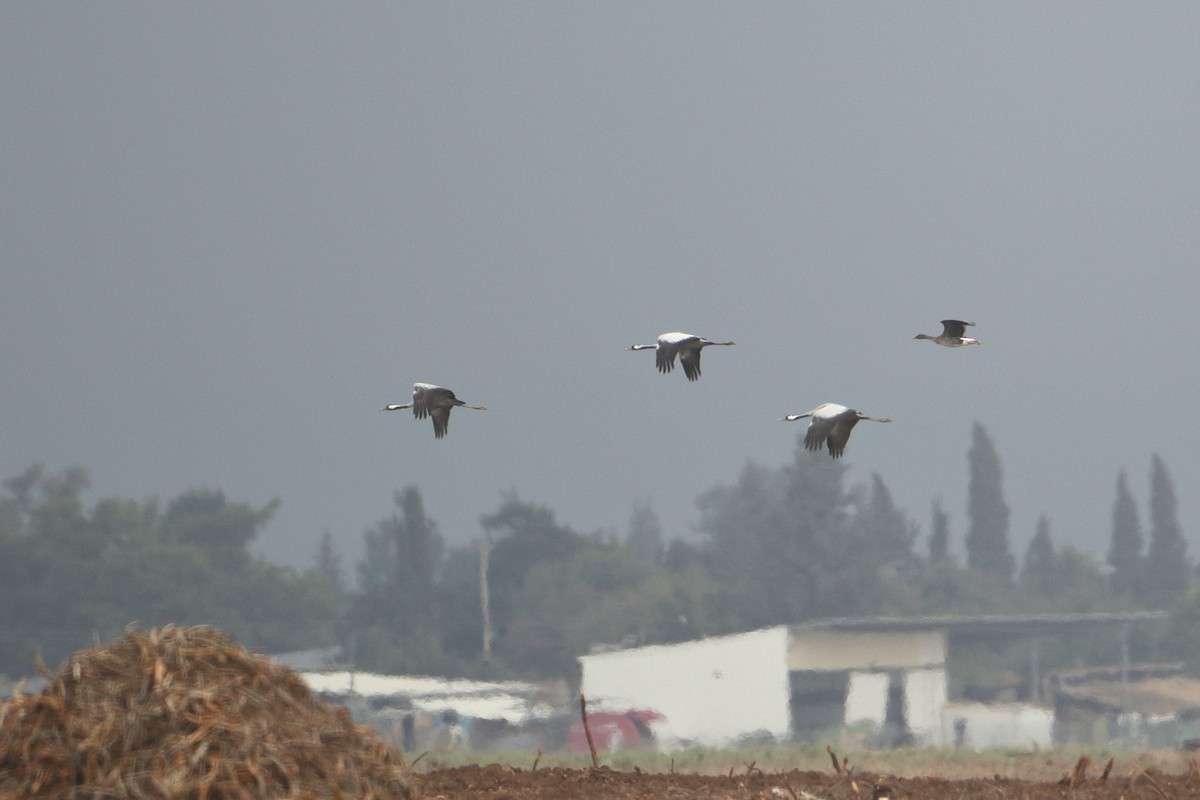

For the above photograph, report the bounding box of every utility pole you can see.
[478,536,493,663]
[1119,622,1131,712]
[1029,635,1040,703]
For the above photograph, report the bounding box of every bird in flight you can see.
[382,382,486,439]
[628,332,735,381]
[781,403,891,459]
[913,319,980,347]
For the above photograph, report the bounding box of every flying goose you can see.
[382,382,486,439]
[781,403,891,459]
[914,319,980,347]
[628,332,735,381]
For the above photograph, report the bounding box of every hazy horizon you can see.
[5,3,1199,576]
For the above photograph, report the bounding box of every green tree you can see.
[854,474,917,563]
[1020,514,1056,598]
[2,463,45,519]
[626,498,664,564]
[0,466,336,675]
[500,544,649,677]
[482,492,588,634]
[966,422,1014,582]
[698,443,919,627]
[390,487,443,630]
[698,458,838,628]
[509,544,719,679]
[917,558,976,614]
[1160,589,1200,666]
[1145,454,1190,607]
[160,489,279,572]
[433,544,488,666]
[1106,469,1143,600]
[928,499,951,565]
[844,474,921,613]
[347,487,448,672]
[1042,546,1108,612]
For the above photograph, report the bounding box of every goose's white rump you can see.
[914,319,980,347]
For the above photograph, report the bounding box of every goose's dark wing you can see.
[940,320,972,339]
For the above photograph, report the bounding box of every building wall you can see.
[579,627,791,749]
[941,701,1054,749]
[789,629,946,672]
[844,672,889,726]
[842,668,946,744]
[905,668,948,744]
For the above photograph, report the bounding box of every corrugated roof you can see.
[1056,675,1200,717]
[299,671,567,724]
[793,611,1167,640]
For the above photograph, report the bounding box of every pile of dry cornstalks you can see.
[0,625,418,799]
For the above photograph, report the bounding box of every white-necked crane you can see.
[780,403,892,459]
[627,331,735,381]
[914,319,980,347]
[381,382,486,439]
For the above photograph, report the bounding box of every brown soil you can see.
[4,625,1196,799]
[419,762,1199,800]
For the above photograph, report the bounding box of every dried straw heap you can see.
[0,625,419,799]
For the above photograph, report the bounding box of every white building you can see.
[581,627,793,749]
[580,623,946,749]
[579,612,1165,751]
[298,670,569,751]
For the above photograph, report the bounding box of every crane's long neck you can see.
[629,344,658,351]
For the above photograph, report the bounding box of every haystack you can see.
[0,625,418,799]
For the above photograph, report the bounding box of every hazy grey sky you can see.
[5,3,1199,573]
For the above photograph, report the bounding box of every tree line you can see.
[1,422,1197,681]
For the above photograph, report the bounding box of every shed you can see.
[580,627,791,750]
[300,670,570,751]
[579,612,1167,751]
[1050,663,1200,747]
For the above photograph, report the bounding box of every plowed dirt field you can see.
[419,762,1197,800]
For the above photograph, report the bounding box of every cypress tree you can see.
[391,486,444,628]
[626,498,664,564]
[1106,469,1143,600]
[1145,454,1190,606]
[1021,514,1056,598]
[928,499,951,565]
[966,422,1015,582]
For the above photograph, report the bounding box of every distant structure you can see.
[382,382,486,439]
[628,332,735,381]
[913,319,980,347]
[781,403,892,459]
[579,612,1168,751]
